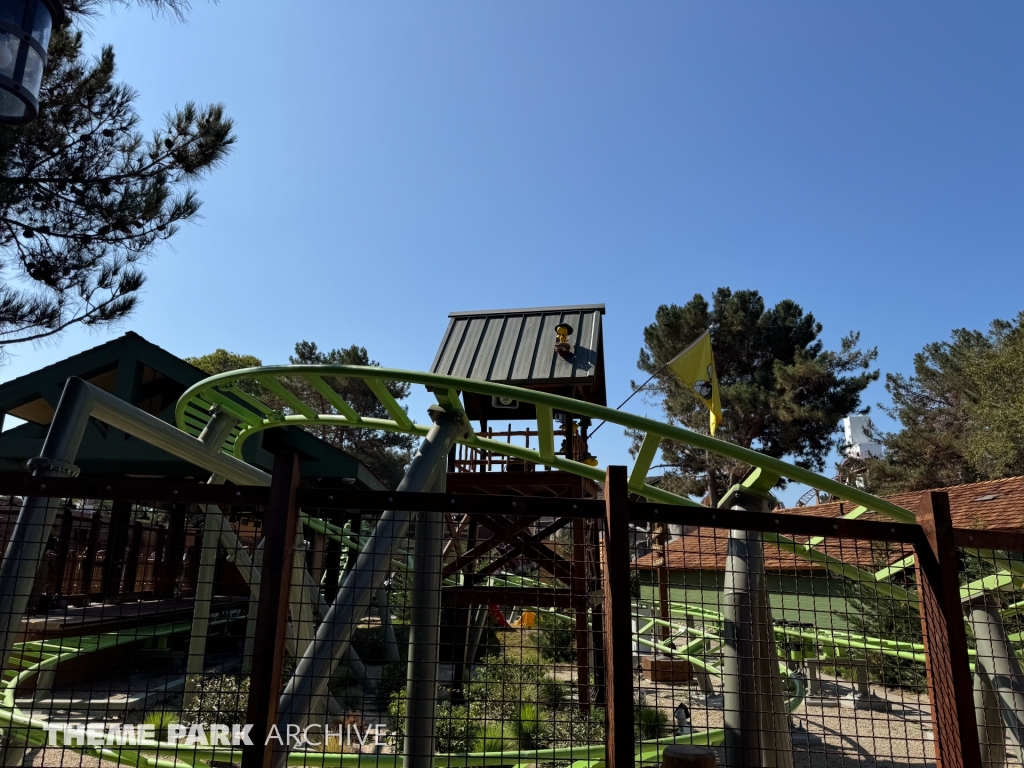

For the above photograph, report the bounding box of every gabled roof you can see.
[635,475,1024,572]
[0,333,385,489]
[431,304,606,419]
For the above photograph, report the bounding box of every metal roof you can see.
[431,304,606,407]
[0,333,386,489]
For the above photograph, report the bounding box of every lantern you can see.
[0,0,63,124]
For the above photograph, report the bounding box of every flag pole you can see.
[589,328,711,438]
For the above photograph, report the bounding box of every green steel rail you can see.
[174,365,926,596]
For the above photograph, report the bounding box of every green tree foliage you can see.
[635,288,878,502]
[286,341,416,489]
[185,342,417,488]
[867,313,1024,494]
[0,1,234,356]
[184,349,264,397]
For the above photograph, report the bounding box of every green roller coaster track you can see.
[0,365,1013,767]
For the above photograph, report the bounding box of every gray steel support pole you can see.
[750,534,794,768]
[182,415,237,709]
[271,409,465,768]
[0,378,93,764]
[968,592,1024,760]
[974,668,1007,768]
[242,540,265,675]
[377,587,401,662]
[182,506,223,707]
[722,529,758,768]
[403,470,446,768]
[0,379,92,670]
[722,489,794,768]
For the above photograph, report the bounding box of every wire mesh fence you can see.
[0,473,1020,768]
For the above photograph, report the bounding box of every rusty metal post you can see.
[50,506,73,596]
[241,453,300,768]
[603,466,635,768]
[573,517,592,711]
[80,508,103,600]
[101,500,131,599]
[915,491,983,768]
[123,521,142,594]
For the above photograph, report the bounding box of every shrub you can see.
[377,660,407,710]
[143,711,178,734]
[550,706,605,746]
[386,696,481,755]
[515,703,547,749]
[474,723,513,754]
[536,613,575,663]
[634,705,669,740]
[180,675,249,728]
[538,674,568,709]
[466,653,541,720]
[434,704,478,754]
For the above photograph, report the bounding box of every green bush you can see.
[466,653,542,720]
[515,703,546,749]
[434,704,478,754]
[536,613,575,663]
[142,711,178,733]
[377,660,407,710]
[474,723,513,754]
[387,696,482,754]
[634,704,669,740]
[538,674,568,709]
[180,675,249,728]
[550,706,605,746]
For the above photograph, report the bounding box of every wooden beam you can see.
[914,491,982,768]
[603,466,635,768]
[241,453,300,768]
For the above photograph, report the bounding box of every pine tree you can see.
[867,313,1024,494]
[286,342,416,489]
[634,288,878,503]
[0,0,234,357]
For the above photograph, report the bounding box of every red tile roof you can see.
[634,475,1024,573]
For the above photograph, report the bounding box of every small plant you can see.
[474,723,512,753]
[434,704,478,754]
[536,612,574,663]
[143,711,178,734]
[634,704,669,740]
[180,675,249,728]
[376,660,407,710]
[538,674,568,709]
[515,703,546,749]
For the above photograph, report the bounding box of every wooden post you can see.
[123,521,143,594]
[101,500,131,599]
[50,507,73,596]
[241,453,300,768]
[663,745,716,768]
[655,523,671,641]
[161,504,187,598]
[915,491,982,768]
[573,518,592,711]
[151,527,166,596]
[80,509,103,600]
[603,466,635,768]
[322,536,341,604]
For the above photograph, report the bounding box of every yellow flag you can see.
[666,329,722,435]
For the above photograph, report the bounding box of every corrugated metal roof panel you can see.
[431,304,605,394]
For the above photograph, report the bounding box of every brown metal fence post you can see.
[915,491,982,768]
[101,500,131,598]
[603,466,634,768]
[242,453,300,768]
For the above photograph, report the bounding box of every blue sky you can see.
[4,2,1023,498]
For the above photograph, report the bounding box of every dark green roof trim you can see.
[0,332,386,490]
